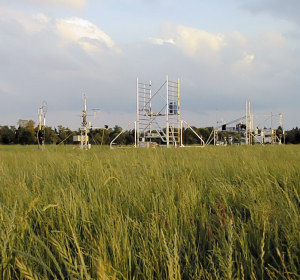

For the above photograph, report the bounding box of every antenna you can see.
[80,94,90,150]
[37,101,48,148]
[279,113,283,127]
[73,94,100,150]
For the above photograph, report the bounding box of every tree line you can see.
[0,121,300,145]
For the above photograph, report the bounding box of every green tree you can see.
[44,126,60,144]
[0,126,17,144]
[18,120,36,144]
[286,127,300,144]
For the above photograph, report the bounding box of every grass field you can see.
[0,145,299,279]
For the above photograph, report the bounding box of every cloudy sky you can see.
[0,0,299,129]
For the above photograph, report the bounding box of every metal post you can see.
[246,100,248,145]
[37,102,47,148]
[43,113,46,127]
[180,120,183,147]
[80,94,89,150]
[38,109,42,131]
[149,80,152,143]
[249,101,252,145]
[214,129,216,146]
[134,121,137,147]
[249,101,251,145]
[271,112,273,131]
[136,77,139,147]
[279,113,283,127]
[85,129,87,149]
[251,111,254,145]
[177,78,181,147]
[166,75,169,148]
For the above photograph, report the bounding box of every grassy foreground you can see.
[0,145,299,279]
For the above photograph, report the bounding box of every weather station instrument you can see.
[37,101,48,148]
[73,94,100,150]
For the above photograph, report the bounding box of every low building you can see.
[18,119,29,128]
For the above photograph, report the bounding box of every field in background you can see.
[0,145,299,279]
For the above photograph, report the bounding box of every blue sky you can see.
[0,0,299,129]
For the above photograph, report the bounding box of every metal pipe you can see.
[166,75,169,148]
[178,78,181,147]
[246,100,248,145]
[136,77,139,147]
[134,121,137,147]
[149,80,152,143]
[180,120,183,147]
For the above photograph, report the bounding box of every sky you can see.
[0,0,299,130]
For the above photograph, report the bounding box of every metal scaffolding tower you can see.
[109,75,205,149]
[136,76,182,148]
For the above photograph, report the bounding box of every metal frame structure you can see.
[80,94,90,149]
[136,76,182,148]
[109,76,205,149]
[37,101,48,148]
[73,94,92,150]
[73,94,102,149]
[253,112,284,145]
[207,100,284,146]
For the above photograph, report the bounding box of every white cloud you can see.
[146,37,175,45]
[23,13,52,34]
[242,53,255,64]
[0,9,120,56]
[56,17,121,55]
[174,25,225,54]
[54,0,85,9]
[0,8,53,34]
[2,0,86,9]
[0,6,299,129]
[150,24,226,58]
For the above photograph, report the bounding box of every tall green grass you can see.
[0,145,299,279]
